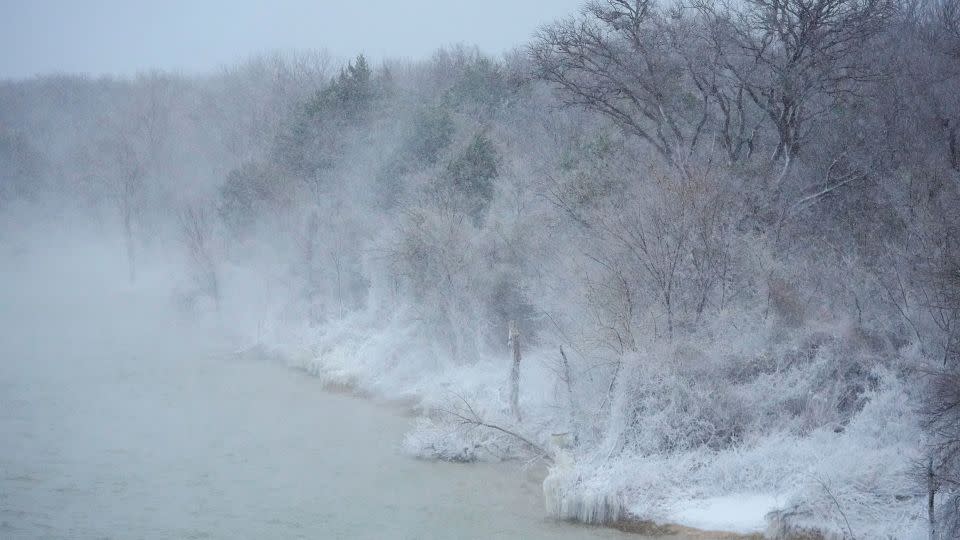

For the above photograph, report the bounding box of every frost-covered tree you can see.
[0,128,46,205]
[697,0,896,181]
[273,54,377,181]
[532,1,714,169]
[437,132,500,224]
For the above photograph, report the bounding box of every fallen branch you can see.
[439,393,553,463]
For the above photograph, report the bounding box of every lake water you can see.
[0,246,640,540]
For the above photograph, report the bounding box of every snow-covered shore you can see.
[227,300,930,539]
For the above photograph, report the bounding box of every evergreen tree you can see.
[444,132,499,223]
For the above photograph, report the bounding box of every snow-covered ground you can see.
[0,237,642,540]
[669,494,783,535]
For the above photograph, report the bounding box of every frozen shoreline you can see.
[241,305,929,539]
[245,343,772,539]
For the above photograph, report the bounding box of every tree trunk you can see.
[929,456,938,540]
[509,320,522,422]
[559,346,577,440]
[209,269,220,313]
[948,122,958,172]
[123,207,136,283]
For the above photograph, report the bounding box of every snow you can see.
[668,493,783,534]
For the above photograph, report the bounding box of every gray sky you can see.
[0,0,585,80]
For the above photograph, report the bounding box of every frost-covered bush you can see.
[544,450,624,525]
[601,349,750,455]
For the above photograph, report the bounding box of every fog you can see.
[2,1,960,538]
[0,225,638,539]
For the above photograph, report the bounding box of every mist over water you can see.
[0,224,637,539]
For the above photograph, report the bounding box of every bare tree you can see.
[697,0,895,185]
[916,0,960,171]
[532,1,714,171]
[112,135,145,283]
[582,170,735,344]
[89,77,173,282]
[179,204,221,311]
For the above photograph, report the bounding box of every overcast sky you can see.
[0,0,585,80]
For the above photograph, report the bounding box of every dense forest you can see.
[2,0,960,537]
